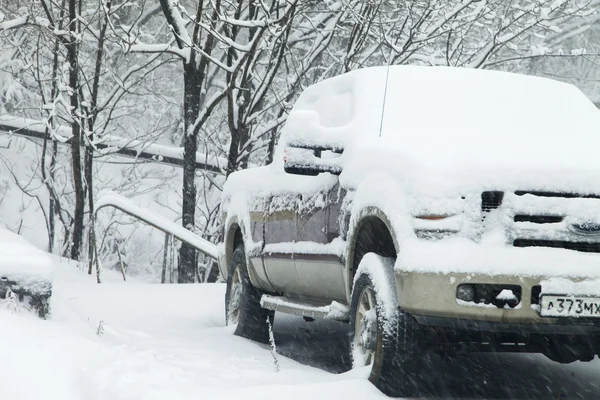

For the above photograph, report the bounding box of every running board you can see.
[260,295,350,321]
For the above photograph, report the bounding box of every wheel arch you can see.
[222,216,246,281]
[345,207,399,303]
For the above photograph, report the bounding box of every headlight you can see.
[413,214,460,240]
[414,215,453,220]
[414,229,457,240]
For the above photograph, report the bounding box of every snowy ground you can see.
[2,257,600,399]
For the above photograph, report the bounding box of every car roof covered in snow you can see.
[290,65,600,142]
[279,66,600,190]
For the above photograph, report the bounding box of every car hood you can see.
[341,135,600,197]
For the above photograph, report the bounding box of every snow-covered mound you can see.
[0,228,53,316]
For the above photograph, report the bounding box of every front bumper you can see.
[395,238,600,328]
[413,314,600,335]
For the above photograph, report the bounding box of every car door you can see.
[294,185,347,302]
[262,193,301,293]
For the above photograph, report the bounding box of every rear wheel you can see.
[350,253,422,397]
[225,245,274,343]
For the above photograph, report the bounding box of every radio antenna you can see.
[378,62,391,138]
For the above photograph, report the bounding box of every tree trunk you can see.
[161,233,170,284]
[86,0,108,273]
[178,63,202,283]
[85,145,94,273]
[226,131,241,178]
[266,128,278,165]
[41,41,60,252]
[67,0,85,261]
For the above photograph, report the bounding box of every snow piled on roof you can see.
[293,65,600,143]
[378,65,599,140]
[326,66,600,194]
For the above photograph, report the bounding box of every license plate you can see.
[540,295,600,317]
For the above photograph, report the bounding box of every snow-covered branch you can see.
[0,116,226,173]
[129,43,189,60]
[158,0,193,49]
[0,15,28,31]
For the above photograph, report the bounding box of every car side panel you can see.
[247,207,275,292]
[263,194,301,293]
[294,187,346,302]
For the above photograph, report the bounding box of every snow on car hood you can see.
[342,133,600,197]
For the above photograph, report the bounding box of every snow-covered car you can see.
[0,228,53,317]
[219,66,600,396]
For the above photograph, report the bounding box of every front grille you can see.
[515,190,600,199]
[509,190,600,254]
[514,239,600,254]
[513,215,564,224]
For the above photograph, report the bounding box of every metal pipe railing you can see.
[94,192,218,261]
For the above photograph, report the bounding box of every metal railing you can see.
[94,192,219,283]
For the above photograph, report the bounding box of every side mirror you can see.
[282,109,347,176]
[283,144,343,176]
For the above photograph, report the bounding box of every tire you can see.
[350,253,422,397]
[225,245,274,343]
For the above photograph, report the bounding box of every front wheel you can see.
[225,245,274,343]
[350,253,422,397]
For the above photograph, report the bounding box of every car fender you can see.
[343,173,416,302]
[221,194,263,289]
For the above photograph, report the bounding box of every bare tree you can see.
[135,0,298,282]
[1,0,180,268]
